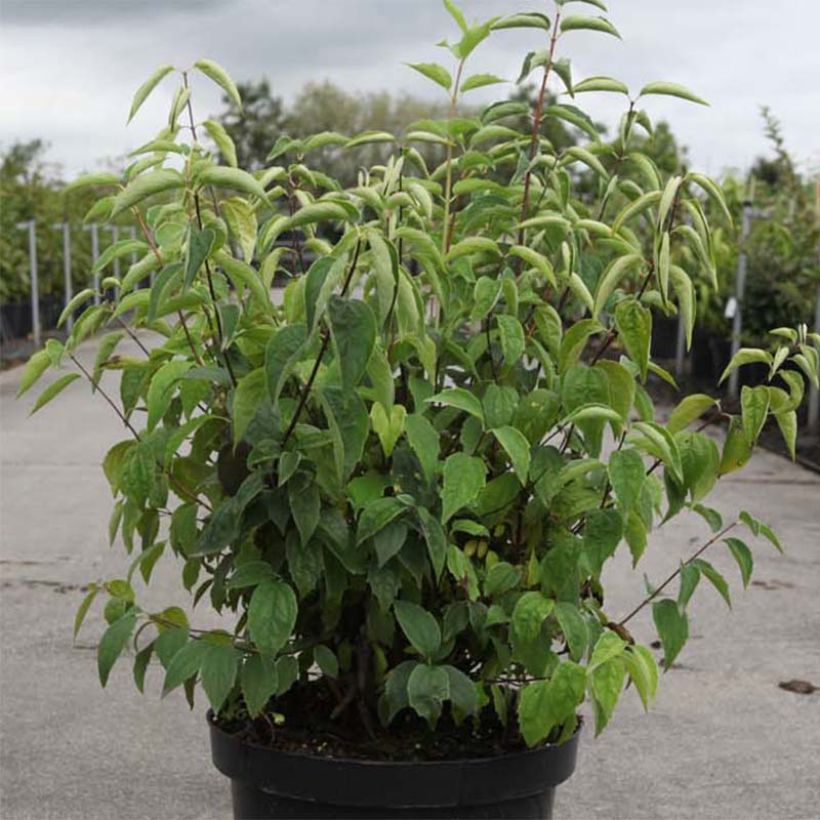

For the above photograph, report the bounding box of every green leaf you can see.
[608,449,646,510]
[573,75,629,95]
[128,63,174,122]
[426,388,485,425]
[97,611,137,687]
[197,165,268,202]
[553,602,589,662]
[667,394,717,434]
[30,373,81,415]
[497,314,525,366]
[227,562,277,589]
[615,299,651,381]
[64,172,121,193]
[240,654,279,717]
[247,579,298,655]
[592,253,644,319]
[740,385,770,446]
[491,426,531,486]
[194,58,242,109]
[202,119,237,167]
[493,12,551,31]
[111,169,185,217]
[405,414,440,483]
[719,416,752,476]
[623,645,658,710]
[590,657,626,735]
[146,360,191,430]
[73,584,100,639]
[719,348,772,385]
[774,410,797,460]
[16,350,51,398]
[687,172,733,226]
[328,296,376,392]
[460,73,506,93]
[693,558,731,607]
[444,665,478,716]
[441,453,486,522]
[394,601,442,658]
[265,324,307,404]
[407,62,452,91]
[517,662,586,746]
[512,592,555,643]
[314,645,339,678]
[232,368,266,444]
[443,0,468,32]
[652,599,688,668]
[485,562,521,597]
[200,644,238,712]
[288,472,320,545]
[370,402,406,457]
[560,15,620,37]
[162,640,209,695]
[357,497,406,544]
[418,507,447,579]
[639,81,708,106]
[564,146,608,179]
[320,386,369,482]
[407,663,449,726]
[724,537,753,588]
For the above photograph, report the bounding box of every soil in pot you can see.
[209,682,580,819]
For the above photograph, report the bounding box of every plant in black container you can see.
[19,1,819,818]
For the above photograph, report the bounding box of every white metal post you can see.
[15,220,40,347]
[84,223,101,304]
[107,225,120,280]
[53,222,73,331]
[727,203,753,402]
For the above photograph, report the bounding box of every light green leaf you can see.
[493,12,551,31]
[608,449,645,510]
[615,298,651,381]
[407,62,452,91]
[667,394,717,434]
[426,387,485,425]
[202,119,238,167]
[740,385,770,446]
[197,165,268,202]
[560,15,620,38]
[370,402,406,457]
[460,73,506,93]
[128,63,174,122]
[357,496,406,544]
[592,253,643,318]
[194,58,242,109]
[111,169,185,217]
[30,373,81,415]
[491,426,531,486]
[639,81,708,106]
[517,662,585,746]
[512,592,555,643]
[573,76,628,95]
[553,602,588,662]
[590,656,625,734]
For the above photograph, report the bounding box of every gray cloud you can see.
[2,0,818,177]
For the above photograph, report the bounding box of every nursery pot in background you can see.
[209,715,581,820]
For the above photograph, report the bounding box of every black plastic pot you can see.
[209,715,581,820]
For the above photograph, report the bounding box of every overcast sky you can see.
[2,0,819,179]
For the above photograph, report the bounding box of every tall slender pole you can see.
[728,202,752,402]
[53,222,73,331]
[16,220,40,347]
[107,225,120,280]
[84,223,100,304]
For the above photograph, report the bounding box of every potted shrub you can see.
[17,2,819,818]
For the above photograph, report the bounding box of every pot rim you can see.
[207,709,582,768]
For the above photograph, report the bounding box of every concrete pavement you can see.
[1,335,818,819]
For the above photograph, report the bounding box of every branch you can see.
[618,521,737,626]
